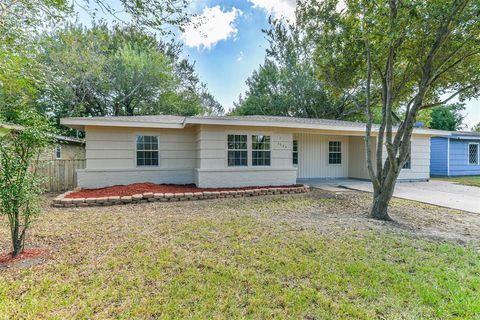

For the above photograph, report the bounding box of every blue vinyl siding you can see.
[449,139,480,176]
[430,137,448,176]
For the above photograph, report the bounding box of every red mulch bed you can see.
[65,182,300,199]
[0,248,49,265]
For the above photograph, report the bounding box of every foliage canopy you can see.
[300,0,480,219]
[233,18,361,120]
[40,24,223,124]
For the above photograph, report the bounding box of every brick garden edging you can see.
[52,185,310,208]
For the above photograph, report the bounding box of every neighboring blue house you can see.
[431,132,480,176]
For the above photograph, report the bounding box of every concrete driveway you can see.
[301,179,480,214]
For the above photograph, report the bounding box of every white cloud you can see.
[249,0,297,22]
[182,6,243,50]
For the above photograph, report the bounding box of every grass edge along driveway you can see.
[433,175,480,187]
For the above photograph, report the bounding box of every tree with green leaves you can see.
[0,0,70,122]
[1,0,202,126]
[0,111,54,257]
[232,17,358,119]
[429,103,465,131]
[39,24,223,126]
[302,0,480,220]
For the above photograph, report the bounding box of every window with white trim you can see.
[227,134,248,166]
[328,141,342,164]
[55,146,62,159]
[469,143,479,165]
[292,140,298,165]
[136,135,159,166]
[252,135,271,166]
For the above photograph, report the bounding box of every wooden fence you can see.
[38,159,86,193]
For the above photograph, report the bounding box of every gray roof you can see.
[191,115,367,127]
[1,122,84,144]
[64,114,368,127]
[63,115,186,124]
[443,131,480,140]
[54,135,84,144]
[60,114,450,136]
[452,131,480,137]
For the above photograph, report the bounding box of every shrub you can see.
[0,110,54,256]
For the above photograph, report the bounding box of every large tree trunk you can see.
[371,188,393,221]
[370,170,399,220]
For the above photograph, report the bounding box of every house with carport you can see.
[60,115,445,188]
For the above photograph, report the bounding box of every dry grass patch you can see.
[1,190,479,319]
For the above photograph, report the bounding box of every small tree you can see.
[0,111,53,257]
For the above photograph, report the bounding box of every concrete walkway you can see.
[300,178,480,214]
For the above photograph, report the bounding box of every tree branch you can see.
[420,85,476,109]
[361,3,381,190]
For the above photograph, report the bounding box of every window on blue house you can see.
[469,143,479,165]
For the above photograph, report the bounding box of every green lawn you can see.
[1,191,479,319]
[434,176,480,187]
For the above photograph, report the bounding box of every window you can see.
[55,146,62,159]
[469,143,479,165]
[227,134,248,166]
[292,140,298,165]
[252,135,271,166]
[136,135,158,166]
[328,141,342,164]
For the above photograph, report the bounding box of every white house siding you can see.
[194,125,297,188]
[348,135,430,181]
[348,136,372,180]
[77,126,196,188]
[294,133,349,179]
[76,124,431,189]
[380,135,431,181]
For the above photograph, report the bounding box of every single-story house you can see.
[60,115,446,188]
[0,122,85,160]
[41,135,85,161]
[431,132,480,177]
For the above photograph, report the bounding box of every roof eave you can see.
[60,118,185,130]
[60,117,448,136]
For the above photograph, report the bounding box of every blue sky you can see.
[76,0,479,128]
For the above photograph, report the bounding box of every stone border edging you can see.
[52,185,310,208]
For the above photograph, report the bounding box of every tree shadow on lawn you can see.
[302,189,480,247]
